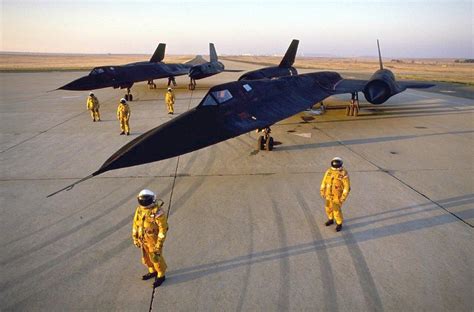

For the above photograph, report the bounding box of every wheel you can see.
[346,106,350,116]
[129,94,133,101]
[188,83,193,90]
[257,136,265,150]
[191,84,195,90]
[265,136,274,151]
[124,94,129,101]
[153,83,157,89]
[349,106,354,116]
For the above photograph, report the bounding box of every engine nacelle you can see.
[363,69,399,104]
[238,66,298,81]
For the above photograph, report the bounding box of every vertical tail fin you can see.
[377,39,383,70]
[279,39,299,68]
[150,43,166,63]
[210,43,218,62]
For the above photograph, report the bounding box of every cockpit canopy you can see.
[201,89,234,106]
[89,66,116,76]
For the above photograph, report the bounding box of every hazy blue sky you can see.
[1,0,472,57]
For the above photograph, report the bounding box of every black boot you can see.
[142,272,157,280]
[325,219,334,226]
[336,224,342,232]
[120,131,125,135]
[153,276,166,288]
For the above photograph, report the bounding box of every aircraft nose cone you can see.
[58,75,98,91]
[94,108,233,175]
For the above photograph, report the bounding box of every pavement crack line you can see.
[0,110,87,154]
[150,89,194,311]
[1,92,119,154]
[316,127,473,228]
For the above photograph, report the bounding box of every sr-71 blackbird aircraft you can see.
[238,39,299,81]
[58,43,193,101]
[48,39,434,197]
[187,43,243,90]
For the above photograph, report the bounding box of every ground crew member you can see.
[86,92,100,122]
[117,98,131,135]
[165,87,175,114]
[132,189,168,288]
[320,157,351,232]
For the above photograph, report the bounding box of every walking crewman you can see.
[165,87,175,114]
[320,157,351,232]
[132,189,169,288]
[87,92,100,122]
[117,98,131,135]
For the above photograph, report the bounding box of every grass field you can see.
[0,53,472,85]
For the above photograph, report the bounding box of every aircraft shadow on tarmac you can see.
[164,194,473,287]
[275,130,474,152]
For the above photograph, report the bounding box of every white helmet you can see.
[137,189,156,208]
[89,92,94,96]
[120,98,127,104]
[167,87,172,91]
[331,157,343,169]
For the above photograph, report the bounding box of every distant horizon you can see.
[0,50,470,60]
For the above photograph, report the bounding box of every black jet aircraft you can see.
[58,43,193,101]
[238,39,299,81]
[48,40,434,197]
[335,40,434,116]
[187,43,243,90]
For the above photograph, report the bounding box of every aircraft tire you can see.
[265,137,274,151]
[257,136,265,150]
[124,94,129,101]
[129,94,133,101]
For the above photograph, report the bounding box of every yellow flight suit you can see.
[132,203,168,278]
[87,95,100,121]
[320,167,351,225]
[117,102,131,134]
[165,91,175,114]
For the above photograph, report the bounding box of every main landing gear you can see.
[147,80,157,89]
[167,77,177,87]
[188,78,196,90]
[346,92,359,116]
[257,127,274,151]
[124,88,133,101]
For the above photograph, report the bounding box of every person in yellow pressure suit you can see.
[165,87,175,114]
[86,92,100,122]
[132,189,168,288]
[320,157,351,232]
[117,98,131,135]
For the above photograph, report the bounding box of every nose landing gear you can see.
[124,88,133,101]
[147,80,157,89]
[257,127,274,151]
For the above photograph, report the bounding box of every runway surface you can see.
[1,61,472,311]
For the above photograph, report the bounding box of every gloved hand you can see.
[154,244,162,254]
[133,238,141,248]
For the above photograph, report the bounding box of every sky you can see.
[1,0,472,58]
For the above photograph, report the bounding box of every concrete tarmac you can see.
[0,61,473,311]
